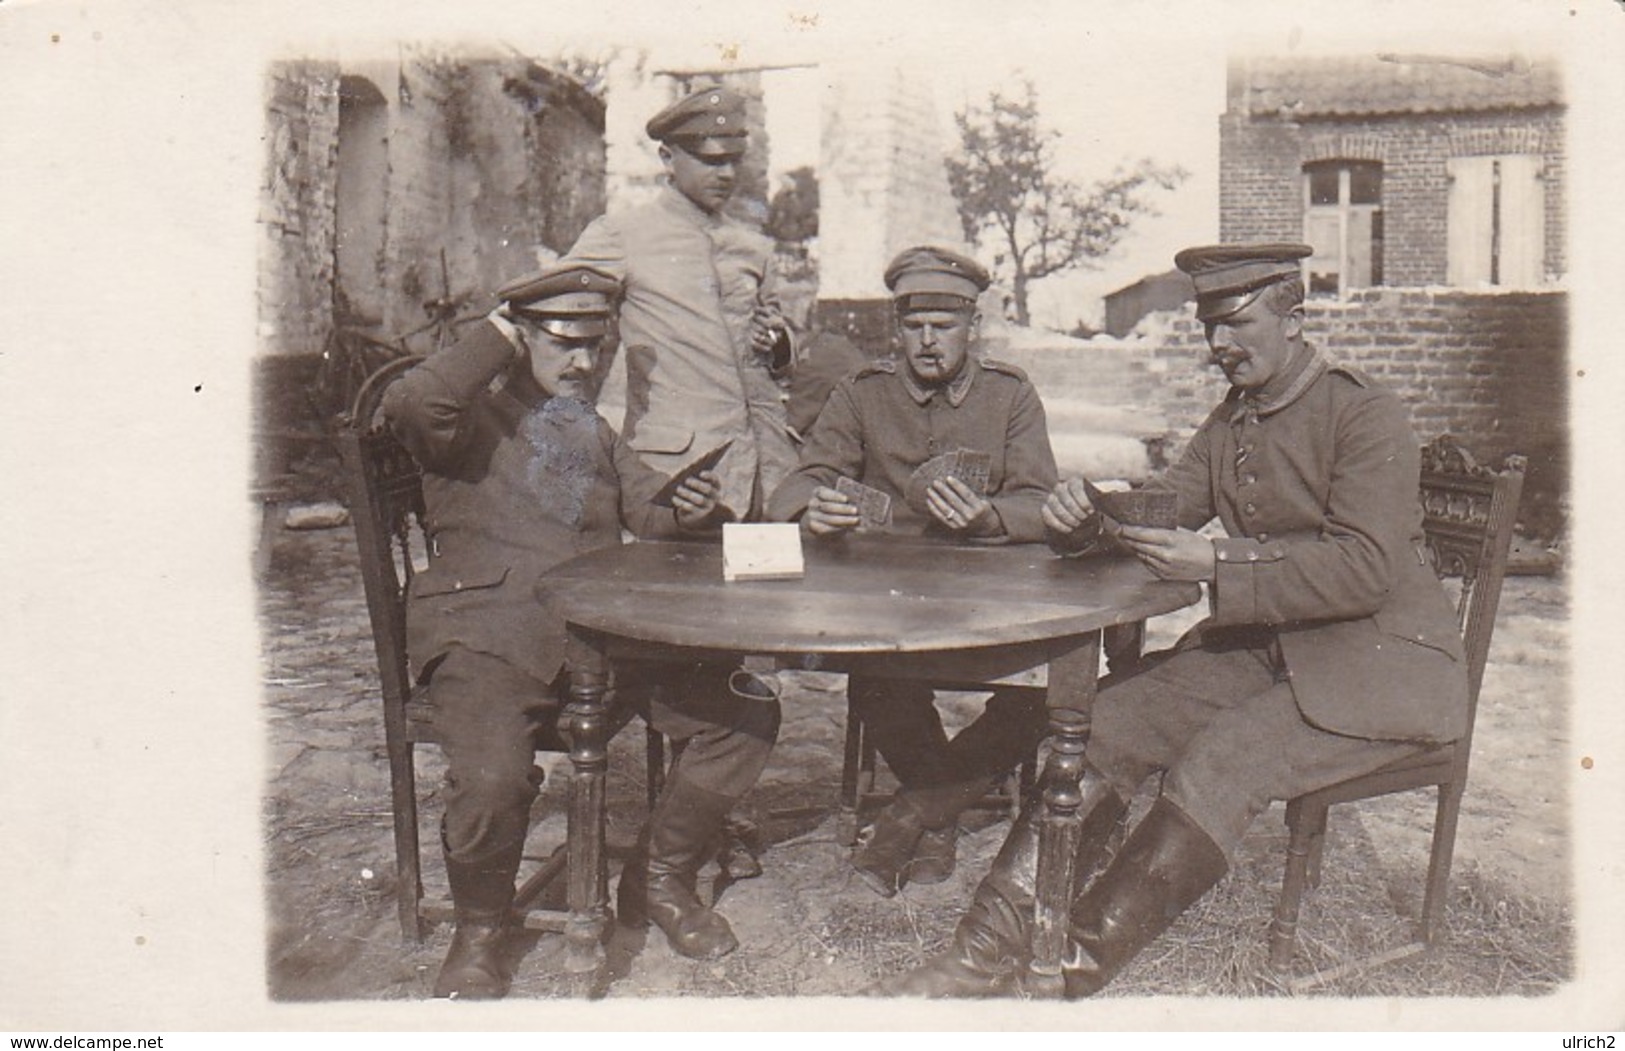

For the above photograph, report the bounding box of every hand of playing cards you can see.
[905,448,992,515]
[1081,477,1178,529]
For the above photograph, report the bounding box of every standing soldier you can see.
[563,83,798,523]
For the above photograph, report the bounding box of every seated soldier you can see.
[383,263,781,999]
[878,243,1470,998]
[766,245,1060,897]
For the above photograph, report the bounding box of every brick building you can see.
[1221,54,1564,292]
[1214,54,1566,536]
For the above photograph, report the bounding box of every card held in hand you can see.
[834,476,893,531]
[905,448,993,514]
[1081,478,1179,529]
[651,440,734,508]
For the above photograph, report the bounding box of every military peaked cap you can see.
[646,84,748,160]
[497,264,619,339]
[884,245,991,313]
[1174,242,1312,322]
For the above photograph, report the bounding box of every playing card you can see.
[651,439,734,507]
[834,475,893,531]
[1080,478,1179,528]
[905,448,992,513]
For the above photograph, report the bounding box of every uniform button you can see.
[453,580,463,590]
[1242,473,1257,485]
[1257,532,1270,542]
[1247,552,1259,562]
[1244,502,1257,515]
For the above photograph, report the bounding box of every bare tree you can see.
[947,81,1186,326]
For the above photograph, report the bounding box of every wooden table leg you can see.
[1028,631,1100,997]
[560,627,612,977]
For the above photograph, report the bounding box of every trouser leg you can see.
[424,647,558,999]
[617,662,781,959]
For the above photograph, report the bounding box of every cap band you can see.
[895,292,977,313]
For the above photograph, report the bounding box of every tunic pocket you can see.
[627,423,695,456]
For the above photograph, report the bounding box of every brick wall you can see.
[997,290,1569,539]
[1221,106,1566,286]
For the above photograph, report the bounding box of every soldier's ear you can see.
[1283,305,1304,341]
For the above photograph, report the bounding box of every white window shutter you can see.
[1498,154,1547,287]
[1447,156,1493,287]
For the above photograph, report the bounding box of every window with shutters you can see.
[1446,154,1547,288]
[1302,160,1383,298]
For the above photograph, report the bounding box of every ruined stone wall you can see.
[260,62,341,357]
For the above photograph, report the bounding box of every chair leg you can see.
[1419,782,1465,947]
[1305,817,1328,891]
[839,705,863,846]
[1269,797,1326,971]
[387,735,425,942]
[645,726,666,813]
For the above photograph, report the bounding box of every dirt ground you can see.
[259,515,1572,1002]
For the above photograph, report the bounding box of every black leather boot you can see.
[618,778,740,960]
[908,824,958,885]
[873,769,1127,997]
[853,777,993,897]
[433,834,523,1000]
[1055,798,1228,998]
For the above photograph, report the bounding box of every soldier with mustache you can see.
[382,264,779,998]
[879,243,1470,998]
[768,245,1059,899]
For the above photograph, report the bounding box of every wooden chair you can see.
[338,357,664,944]
[1266,435,1527,983]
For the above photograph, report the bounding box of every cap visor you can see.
[516,315,608,339]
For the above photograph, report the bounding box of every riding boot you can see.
[618,777,740,960]
[1055,798,1228,999]
[852,777,992,897]
[872,768,1127,997]
[908,824,958,886]
[433,833,524,1000]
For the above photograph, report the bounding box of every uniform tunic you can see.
[382,321,780,863]
[765,356,1058,540]
[766,355,1060,798]
[382,320,683,688]
[1074,344,1470,855]
[563,185,798,520]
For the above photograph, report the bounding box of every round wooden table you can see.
[537,534,1202,988]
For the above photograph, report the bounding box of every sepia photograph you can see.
[3,0,1623,1035]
